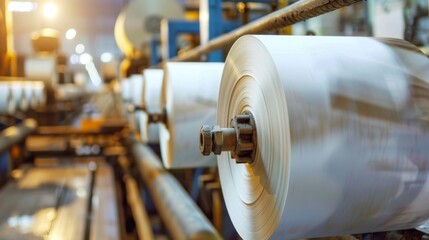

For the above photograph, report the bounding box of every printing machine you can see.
[0,0,428,240]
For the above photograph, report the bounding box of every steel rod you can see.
[170,0,362,62]
[124,175,154,240]
[132,143,221,240]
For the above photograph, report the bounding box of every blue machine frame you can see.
[151,0,277,64]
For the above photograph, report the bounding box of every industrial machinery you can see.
[1,0,429,239]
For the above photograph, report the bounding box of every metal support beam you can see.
[132,143,221,240]
[170,0,362,62]
[0,119,37,154]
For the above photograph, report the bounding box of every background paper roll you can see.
[160,62,224,169]
[130,74,144,106]
[120,78,131,102]
[218,35,429,240]
[0,83,14,114]
[32,81,46,107]
[10,82,28,112]
[139,69,163,143]
[114,0,184,56]
[24,56,57,87]
[23,82,36,109]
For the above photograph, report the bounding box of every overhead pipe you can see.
[170,0,362,62]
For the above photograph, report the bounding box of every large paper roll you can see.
[160,62,224,169]
[0,83,14,114]
[138,69,164,143]
[217,35,429,240]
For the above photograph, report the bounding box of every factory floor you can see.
[0,164,120,239]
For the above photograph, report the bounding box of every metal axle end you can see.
[199,112,256,164]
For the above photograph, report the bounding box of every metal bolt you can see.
[127,104,146,113]
[199,111,256,164]
[200,125,213,156]
[148,109,167,124]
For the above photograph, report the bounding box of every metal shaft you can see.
[128,105,166,124]
[169,0,362,62]
[127,104,146,113]
[132,143,221,240]
[148,111,166,124]
[200,112,256,164]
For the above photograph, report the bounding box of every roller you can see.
[200,36,429,239]
[132,143,221,239]
[154,62,224,169]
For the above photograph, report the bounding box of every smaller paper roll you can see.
[120,78,131,102]
[139,69,163,143]
[160,62,224,169]
[130,74,144,106]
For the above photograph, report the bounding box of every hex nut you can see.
[200,125,213,156]
[212,126,224,155]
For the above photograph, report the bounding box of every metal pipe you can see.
[170,0,362,61]
[132,143,221,240]
[124,175,154,240]
[0,119,37,153]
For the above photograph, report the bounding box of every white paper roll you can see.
[130,74,144,106]
[24,56,57,87]
[32,81,46,107]
[23,82,36,109]
[120,78,131,102]
[114,0,184,56]
[139,69,164,143]
[218,35,429,240]
[0,82,14,114]
[160,62,224,169]
[10,82,28,112]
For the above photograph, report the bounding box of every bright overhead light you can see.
[43,2,57,19]
[79,53,93,65]
[69,54,79,64]
[8,1,37,12]
[75,44,85,54]
[100,52,113,63]
[65,29,76,40]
